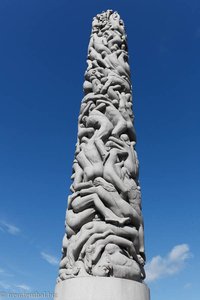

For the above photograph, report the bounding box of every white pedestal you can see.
[55,277,150,300]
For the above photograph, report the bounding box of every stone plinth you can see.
[55,277,150,300]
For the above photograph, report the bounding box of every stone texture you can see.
[55,277,150,300]
[55,9,150,299]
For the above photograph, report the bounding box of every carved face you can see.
[92,263,111,277]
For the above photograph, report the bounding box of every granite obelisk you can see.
[55,10,150,300]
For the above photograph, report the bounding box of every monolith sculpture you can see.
[55,10,150,300]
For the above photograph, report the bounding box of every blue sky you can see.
[0,0,200,299]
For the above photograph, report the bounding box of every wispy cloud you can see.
[0,220,20,235]
[145,244,191,282]
[41,252,59,266]
[0,268,30,291]
[15,284,31,291]
[0,267,14,278]
[0,280,11,290]
[0,280,31,292]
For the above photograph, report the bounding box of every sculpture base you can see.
[55,277,150,300]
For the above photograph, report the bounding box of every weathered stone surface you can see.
[55,277,150,300]
[56,10,147,287]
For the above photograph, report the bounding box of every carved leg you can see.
[66,208,96,232]
[72,193,129,225]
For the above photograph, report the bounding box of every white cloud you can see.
[15,284,31,291]
[0,281,31,292]
[145,244,191,282]
[0,220,20,235]
[0,268,14,278]
[41,252,59,266]
[0,280,11,290]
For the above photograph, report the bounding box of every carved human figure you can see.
[69,179,131,227]
[89,32,111,55]
[83,234,138,270]
[106,135,138,178]
[58,10,146,283]
[101,49,130,77]
[64,221,139,270]
[76,136,104,181]
[92,244,144,280]
[101,70,130,95]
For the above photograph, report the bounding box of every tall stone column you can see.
[55,10,150,300]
